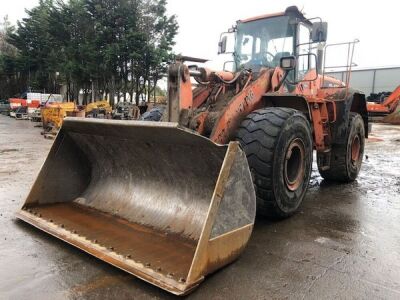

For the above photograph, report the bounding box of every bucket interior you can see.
[21,119,228,282]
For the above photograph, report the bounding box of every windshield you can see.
[235,16,295,71]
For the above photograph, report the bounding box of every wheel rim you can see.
[351,135,361,165]
[284,138,305,191]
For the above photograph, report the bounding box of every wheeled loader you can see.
[16,6,368,295]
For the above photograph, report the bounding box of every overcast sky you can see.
[1,0,398,70]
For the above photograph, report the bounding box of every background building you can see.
[327,66,400,96]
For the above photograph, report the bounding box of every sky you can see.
[1,0,399,70]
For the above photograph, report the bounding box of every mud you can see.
[1,115,400,299]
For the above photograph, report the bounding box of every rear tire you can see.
[236,108,313,219]
[318,112,365,182]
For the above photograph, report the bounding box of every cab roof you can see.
[239,6,308,24]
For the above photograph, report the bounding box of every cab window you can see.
[297,24,312,80]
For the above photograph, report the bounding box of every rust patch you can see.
[23,202,197,281]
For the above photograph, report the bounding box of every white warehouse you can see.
[327,66,400,96]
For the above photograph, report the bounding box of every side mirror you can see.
[311,22,328,42]
[218,35,227,54]
[280,56,296,71]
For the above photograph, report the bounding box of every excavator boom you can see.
[367,85,400,115]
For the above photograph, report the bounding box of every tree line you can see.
[0,0,178,105]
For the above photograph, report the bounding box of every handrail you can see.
[322,39,360,96]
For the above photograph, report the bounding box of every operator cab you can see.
[219,6,327,83]
[235,10,299,71]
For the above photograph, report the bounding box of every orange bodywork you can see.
[288,70,343,151]
[240,12,285,23]
[210,69,273,143]
[167,62,349,152]
[179,66,193,110]
[192,87,212,108]
[367,85,400,114]
[162,1,368,157]
[165,5,364,155]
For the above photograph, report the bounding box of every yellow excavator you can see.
[41,100,112,137]
[85,100,112,118]
[41,102,81,137]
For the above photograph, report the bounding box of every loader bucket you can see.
[16,118,256,295]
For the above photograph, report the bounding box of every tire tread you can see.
[236,107,299,217]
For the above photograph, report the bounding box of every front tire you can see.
[236,108,313,219]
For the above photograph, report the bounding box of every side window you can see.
[255,37,261,54]
[297,24,311,80]
[239,35,254,64]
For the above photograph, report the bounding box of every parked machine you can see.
[41,102,80,138]
[85,100,112,118]
[112,102,141,120]
[367,85,400,117]
[17,7,367,295]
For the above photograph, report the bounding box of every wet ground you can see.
[0,114,399,299]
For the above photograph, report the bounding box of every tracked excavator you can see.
[17,6,368,295]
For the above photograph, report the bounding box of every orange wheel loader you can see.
[16,6,368,295]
